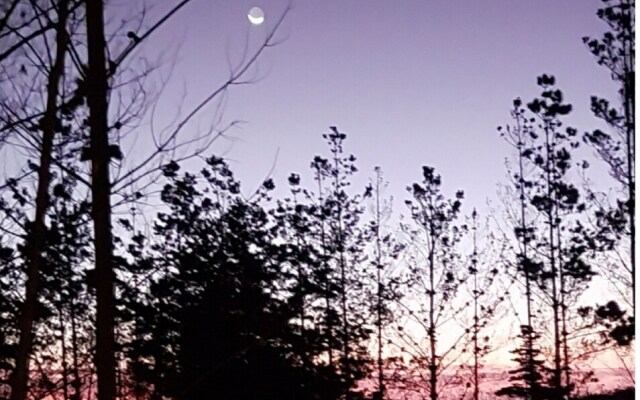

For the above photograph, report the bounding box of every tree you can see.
[1,1,290,397]
[496,326,554,400]
[270,171,323,364]
[83,1,116,399]
[401,166,467,400]
[497,98,545,400]
[465,209,502,400]
[125,156,347,400]
[497,76,596,400]
[362,166,403,400]
[582,0,635,345]
[526,75,595,396]
[3,1,70,399]
[306,128,372,398]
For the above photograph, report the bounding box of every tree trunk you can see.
[557,221,571,391]
[84,1,116,400]
[472,213,479,400]
[374,171,384,399]
[516,113,537,398]
[428,238,437,400]
[544,124,562,395]
[316,173,333,365]
[10,1,68,398]
[60,307,70,400]
[622,0,635,321]
[70,300,82,400]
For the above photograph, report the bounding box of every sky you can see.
[106,0,631,381]
[120,0,620,213]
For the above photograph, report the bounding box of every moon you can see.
[247,7,265,25]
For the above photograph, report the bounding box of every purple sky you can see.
[127,0,618,213]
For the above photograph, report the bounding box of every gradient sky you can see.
[123,0,619,212]
[108,0,630,377]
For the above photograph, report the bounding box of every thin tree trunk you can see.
[557,220,571,391]
[428,236,437,400]
[317,172,333,365]
[70,300,82,400]
[291,191,306,338]
[544,123,562,395]
[515,112,537,396]
[622,0,635,321]
[472,210,479,400]
[10,2,68,398]
[84,1,116,399]
[60,307,70,400]
[374,170,384,399]
[332,154,349,379]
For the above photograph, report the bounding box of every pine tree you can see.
[36,156,94,400]
[0,241,18,399]
[125,156,348,400]
[582,0,635,345]
[498,76,596,399]
[497,98,545,400]
[466,209,501,400]
[270,171,331,379]
[363,167,404,400]
[305,128,372,398]
[403,166,466,400]
[496,326,554,400]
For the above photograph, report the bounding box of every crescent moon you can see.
[247,7,265,25]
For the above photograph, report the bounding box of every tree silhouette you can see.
[497,97,544,400]
[4,2,71,398]
[582,0,635,346]
[465,209,502,400]
[307,128,372,398]
[401,166,467,400]
[497,76,597,399]
[124,156,353,399]
[362,166,404,400]
[496,326,554,400]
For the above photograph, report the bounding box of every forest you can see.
[0,0,635,400]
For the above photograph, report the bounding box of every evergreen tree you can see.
[36,157,94,400]
[305,128,373,399]
[0,241,18,400]
[497,98,546,400]
[497,77,596,399]
[526,75,595,396]
[362,167,404,400]
[582,0,635,346]
[465,209,501,400]
[125,156,348,400]
[496,326,554,400]
[270,170,334,385]
[402,166,466,400]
